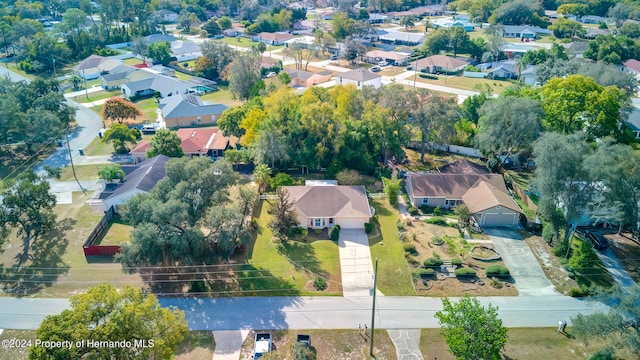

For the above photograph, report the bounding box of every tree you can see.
[336,169,363,185]
[571,286,640,358]
[476,97,543,165]
[384,171,401,207]
[491,0,544,25]
[218,16,232,29]
[484,33,505,63]
[102,123,139,153]
[557,3,591,18]
[584,34,639,64]
[102,98,143,126]
[205,204,250,258]
[147,41,172,65]
[446,26,471,57]
[61,8,87,34]
[268,187,298,241]
[454,204,471,227]
[201,19,222,36]
[29,284,188,360]
[130,37,149,63]
[178,10,199,32]
[411,91,459,163]
[229,51,261,101]
[435,297,508,360]
[332,12,355,41]
[608,2,634,28]
[254,163,272,194]
[283,40,318,71]
[399,15,417,30]
[147,129,184,158]
[619,22,640,39]
[278,71,292,85]
[256,41,267,54]
[253,128,290,169]
[69,74,83,90]
[549,18,586,39]
[469,0,495,23]
[218,106,248,138]
[197,41,235,81]
[341,36,366,64]
[0,171,56,266]
[98,164,125,183]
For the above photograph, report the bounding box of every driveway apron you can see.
[212,330,250,360]
[339,229,378,297]
[485,228,558,296]
[388,329,424,360]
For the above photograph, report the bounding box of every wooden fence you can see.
[83,206,121,256]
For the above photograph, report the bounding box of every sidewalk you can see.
[388,329,424,360]
[64,86,104,99]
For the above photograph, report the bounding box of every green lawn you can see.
[71,90,122,103]
[95,215,133,245]
[243,200,343,296]
[200,88,242,106]
[420,328,594,359]
[214,36,260,48]
[416,74,513,94]
[131,97,159,122]
[83,136,114,156]
[124,58,145,65]
[369,200,416,296]
[58,164,106,181]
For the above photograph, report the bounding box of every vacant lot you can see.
[403,220,518,296]
[369,200,416,296]
[420,328,595,359]
[0,191,143,297]
[240,329,397,360]
[132,97,159,123]
[82,136,114,156]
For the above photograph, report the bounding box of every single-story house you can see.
[159,94,227,128]
[562,41,589,58]
[581,15,607,24]
[320,11,333,20]
[377,30,425,46]
[102,155,169,213]
[368,13,388,24]
[622,59,640,81]
[501,25,553,39]
[336,68,382,89]
[486,60,535,82]
[73,55,123,80]
[261,56,281,69]
[100,64,139,90]
[121,74,192,98]
[176,127,236,159]
[156,9,178,23]
[252,32,295,45]
[283,185,373,229]
[284,35,321,51]
[284,68,332,87]
[223,27,245,37]
[364,50,410,66]
[145,34,177,44]
[582,27,609,39]
[170,40,202,62]
[414,55,469,74]
[406,160,523,227]
[431,18,474,31]
[129,141,152,163]
[501,43,541,58]
[141,64,175,77]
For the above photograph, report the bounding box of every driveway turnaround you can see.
[485,228,559,296]
[388,329,424,360]
[596,248,637,289]
[338,229,378,297]
[212,330,250,360]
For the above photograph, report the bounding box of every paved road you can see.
[485,228,559,297]
[0,296,609,331]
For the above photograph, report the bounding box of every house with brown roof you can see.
[414,55,469,74]
[364,50,410,66]
[252,32,295,45]
[406,161,523,227]
[283,185,373,229]
[284,68,332,87]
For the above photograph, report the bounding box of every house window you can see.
[422,198,429,205]
[197,116,202,123]
[357,81,361,87]
[315,218,321,227]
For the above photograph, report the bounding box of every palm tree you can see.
[254,163,272,194]
[98,165,125,183]
[515,56,528,82]
[400,15,417,31]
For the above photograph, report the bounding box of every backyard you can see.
[58,164,105,181]
[200,86,242,106]
[415,74,512,94]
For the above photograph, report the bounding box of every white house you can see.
[73,55,123,80]
[121,74,192,98]
[335,68,382,89]
[170,40,202,62]
[156,9,179,23]
[283,185,373,229]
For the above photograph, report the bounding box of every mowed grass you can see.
[214,36,260,48]
[95,215,133,246]
[420,328,594,359]
[132,97,159,123]
[369,200,415,296]
[70,90,122,103]
[200,87,242,106]
[83,136,114,156]
[416,75,512,94]
[244,200,342,296]
[58,164,107,181]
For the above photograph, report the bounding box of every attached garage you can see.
[336,218,368,229]
[472,206,521,227]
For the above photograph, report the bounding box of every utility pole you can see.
[66,125,86,195]
[413,59,418,90]
[52,57,56,78]
[82,68,88,99]
[369,257,379,358]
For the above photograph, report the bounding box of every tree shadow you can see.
[278,241,327,277]
[1,218,75,297]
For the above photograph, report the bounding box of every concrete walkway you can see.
[339,229,380,297]
[596,248,637,289]
[485,228,559,296]
[212,330,250,360]
[388,329,424,360]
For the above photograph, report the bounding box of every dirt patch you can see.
[522,231,577,295]
[606,233,640,283]
[403,221,518,296]
[240,329,397,360]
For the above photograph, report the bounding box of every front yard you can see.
[70,90,122,103]
[415,74,512,94]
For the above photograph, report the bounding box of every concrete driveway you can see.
[339,229,378,297]
[485,228,558,296]
[596,248,637,289]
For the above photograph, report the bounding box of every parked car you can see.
[377,60,388,66]
[330,55,338,60]
[213,34,224,39]
[265,72,277,78]
[370,66,381,72]
[586,231,608,250]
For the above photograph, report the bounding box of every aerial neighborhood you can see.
[2,0,640,359]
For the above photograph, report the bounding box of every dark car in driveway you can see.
[586,231,609,250]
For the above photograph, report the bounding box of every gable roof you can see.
[415,55,469,70]
[438,159,489,175]
[408,173,507,199]
[101,64,138,81]
[106,155,169,199]
[623,59,640,73]
[462,180,523,214]
[377,29,425,43]
[123,74,189,94]
[339,68,381,82]
[501,25,553,35]
[145,34,177,43]
[175,127,231,151]
[257,32,295,41]
[129,140,151,154]
[159,94,227,119]
[74,55,122,72]
[283,185,372,218]
[365,50,410,61]
[170,40,201,55]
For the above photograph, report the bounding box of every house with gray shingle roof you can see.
[121,73,192,98]
[336,68,382,89]
[501,25,553,39]
[73,54,123,80]
[159,94,227,128]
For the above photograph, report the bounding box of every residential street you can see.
[0,295,609,331]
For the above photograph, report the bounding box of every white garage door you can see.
[482,213,517,227]
[336,218,366,229]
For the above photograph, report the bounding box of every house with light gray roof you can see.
[121,73,191,98]
[336,68,382,89]
[159,94,227,128]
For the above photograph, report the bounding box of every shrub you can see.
[408,206,419,216]
[432,236,445,245]
[490,278,503,289]
[454,268,476,277]
[552,241,570,257]
[420,205,432,214]
[396,220,405,230]
[403,243,417,255]
[568,286,586,297]
[590,347,614,360]
[416,268,436,279]
[301,228,308,237]
[542,223,554,244]
[419,73,438,80]
[407,257,420,267]
[486,265,510,277]
[336,169,363,185]
[364,222,374,234]
[451,258,462,266]
[313,276,327,291]
[330,225,340,242]
[426,217,448,226]
[190,280,210,293]
[270,172,295,189]
[433,205,442,216]
[424,257,443,268]
[398,231,407,242]
[314,229,323,235]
